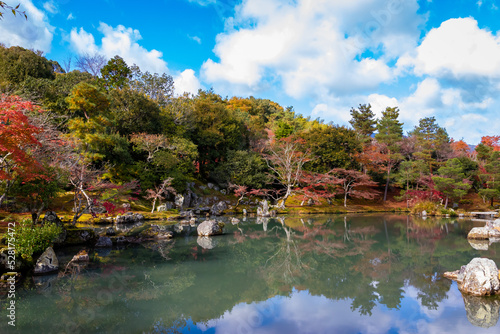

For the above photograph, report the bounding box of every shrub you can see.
[411,201,439,215]
[14,219,63,262]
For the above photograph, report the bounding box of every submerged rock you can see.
[197,220,224,236]
[34,247,59,275]
[445,258,500,296]
[71,250,90,262]
[95,236,113,248]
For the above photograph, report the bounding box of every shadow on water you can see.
[1,214,500,333]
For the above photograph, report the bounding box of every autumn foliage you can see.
[0,94,44,181]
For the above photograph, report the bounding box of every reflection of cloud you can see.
[196,287,496,334]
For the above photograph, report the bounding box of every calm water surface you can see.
[1,214,500,334]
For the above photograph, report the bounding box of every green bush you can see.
[14,219,63,262]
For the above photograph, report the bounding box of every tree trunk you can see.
[279,186,292,209]
[444,196,449,209]
[344,192,347,207]
[383,165,391,202]
[151,197,157,213]
[491,197,494,207]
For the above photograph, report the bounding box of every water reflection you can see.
[1,214,500,333]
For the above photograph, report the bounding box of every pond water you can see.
[1,214,500,334]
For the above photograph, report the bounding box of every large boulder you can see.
[71,250,90,262]
[210,201,227,216]
[34,247,59,275]
[446,258,500,296]
[197,220,224,236]
[157,202,174,212]
[175,194,185,209]
[42,211,62,226]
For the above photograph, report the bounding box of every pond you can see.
[1,214,500,334]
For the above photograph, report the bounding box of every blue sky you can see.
[2,0,500,144]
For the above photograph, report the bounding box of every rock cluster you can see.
[115,212,144,224]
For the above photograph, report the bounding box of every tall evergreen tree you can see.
[375,107,403,201]
[349,104,376,140]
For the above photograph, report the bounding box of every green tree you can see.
[130,65,174,107]
[302,124,361,173]
[101,55,131,90]
[478,151,500,206]
[349,104,377,139]
[410,117,451,172]
[108,88,163,136]
[432,158,472,208]
[375,107,403,201]
[0,46,55,89]
[190,90,249,178]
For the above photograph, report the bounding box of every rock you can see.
[95,236,113,248]
[42,211,62,226]
[61,228,97,246]
[115,213,144,224]
[257,200,270,217]
[462,294,500,328]
[210,201,228,216]
[197,220,224,236]
[71,250,89,262]
[179,210,195,218]
[197,236,219,249]
[110,236,127,244]
[456,258,500,296]
[220,189,227,195]
[468,226,500,240]
[421,210,427,217]
[34,247,59,275]
[468,227,491,240]
[243,209,247,216]
[157,202,174,212]
[175,194,184,209]
[207,183,214,189]
[92,217,114,225]
[140,225,173,239]
[231,217,240,224]
[106,227,116,236]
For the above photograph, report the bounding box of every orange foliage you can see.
[481,135,500,151]
[450,139,470,156]
[226,97,252,113]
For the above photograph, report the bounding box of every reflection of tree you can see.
[262,217,309,287]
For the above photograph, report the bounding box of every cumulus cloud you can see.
[69,23,168,74]
[0,0,53,52]
[400,17,500,79]
[201,0,424,98]
[174,69,202,95]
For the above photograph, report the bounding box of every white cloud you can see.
[401,17,500,79]
[201,0,424,99]
[67,13,75,20]
[0,0,53,52]
[42,1,57,14]
[69,23,168,74]
[187,0,216,5]
[188,35,202,44]
[174,69,202,95]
